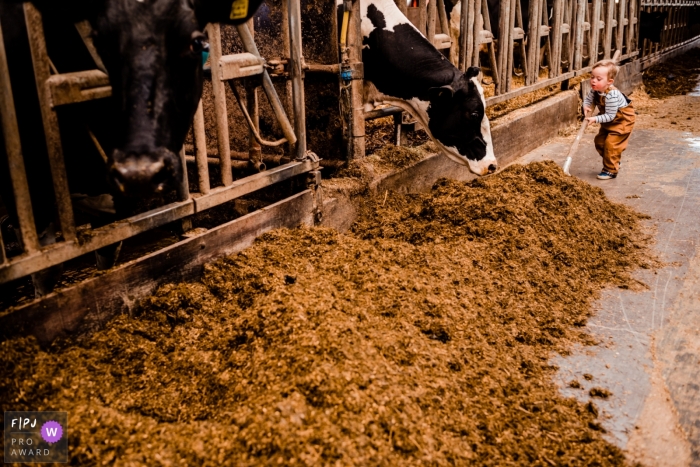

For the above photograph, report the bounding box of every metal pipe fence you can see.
[395,0,699,105]
[0,1,320,291]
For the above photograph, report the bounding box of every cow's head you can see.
[32,0,264,195]
[427,66,497,176]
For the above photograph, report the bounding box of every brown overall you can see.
[592,88,635,174]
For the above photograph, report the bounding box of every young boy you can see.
[583,59,636,180]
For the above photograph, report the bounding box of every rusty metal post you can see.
[527,0,542,84]
[437,0,450,35]
[177,146,189,201]
[286,0,307,159]
[193,100,210,194]
[427,0,437,43]
[0,20,40,253]
[604,0,615,58]
[617,0,627,55]
[573,0,586,68]
[281,0,294,143]
[505,0,517,91]
[589,0,602,65]
[24,4,76,242]
[459,0,469,71]
[346,0,365,160]
[207,23,233,186]
[550,0,564,76]
[471,0,482,67]
[496,0,512,91]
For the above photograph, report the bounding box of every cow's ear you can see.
[465,66,481,79]
[428,85,455,101]
[194,0,266,25]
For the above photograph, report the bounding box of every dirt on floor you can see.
[1,161,653,466]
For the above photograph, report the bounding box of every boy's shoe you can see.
[597,171,617,180]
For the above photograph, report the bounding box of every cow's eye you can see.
[190,33,208,54]
[471,111,480,120]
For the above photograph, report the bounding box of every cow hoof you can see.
[95,241,123,270]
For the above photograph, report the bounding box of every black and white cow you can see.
[359,0,497,175]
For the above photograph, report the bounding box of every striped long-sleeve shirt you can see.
[583,88,630,124]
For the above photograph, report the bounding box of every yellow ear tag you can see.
[229,0,249,20]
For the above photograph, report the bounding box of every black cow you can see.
[638,10,668,47]
[360,0,497,175]
[0,0,264,294]
[1,0,265,195]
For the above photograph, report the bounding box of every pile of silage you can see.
[0,161,652,466]
[643,47,700,98]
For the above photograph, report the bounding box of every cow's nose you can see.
[487,163,498,174]
[110,158,168,195]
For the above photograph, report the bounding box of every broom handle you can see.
[567,107,597,158]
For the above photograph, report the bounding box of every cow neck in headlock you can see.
[359,0,497,176]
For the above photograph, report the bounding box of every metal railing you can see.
[0,1,320,291]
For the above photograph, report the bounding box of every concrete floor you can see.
[518,128,700,465]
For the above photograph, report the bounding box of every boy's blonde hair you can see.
[592,59,619,80]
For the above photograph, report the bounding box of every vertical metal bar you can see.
[625,0,634,54]
[395,0,408,15]
[207,23,232,186]
[193,100,210,194]
[496,0,510,91]
[0,20,40,253]
[437,0,450,35]
[347,0,365,160]
[427,0,437,43]
[24,4,76,242]
[472,0,482,66]
[245,19,262,171]
[176,145,189,201]
[604,0,615,57]
[590,0,602,64]
[281,0,294,147]
[550,0,563,76]
[287,0,306,160]
[419,0,428,34]
[481,0,500,85]
[573,0,586,68]
[527,0,541,84]
[541,0,552,70]
[459,0,469,71]
[515,0,529,80]
[506,0,517,90]
[466,0,476,67]
[617,0,626,54]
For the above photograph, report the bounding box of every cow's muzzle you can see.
[109,149,180,196]
[481,163,498,175]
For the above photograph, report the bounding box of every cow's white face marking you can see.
[470,76,497,175]
[361,0,420,37]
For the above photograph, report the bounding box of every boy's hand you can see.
[583,106,592,115]
[586,116,597,124]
